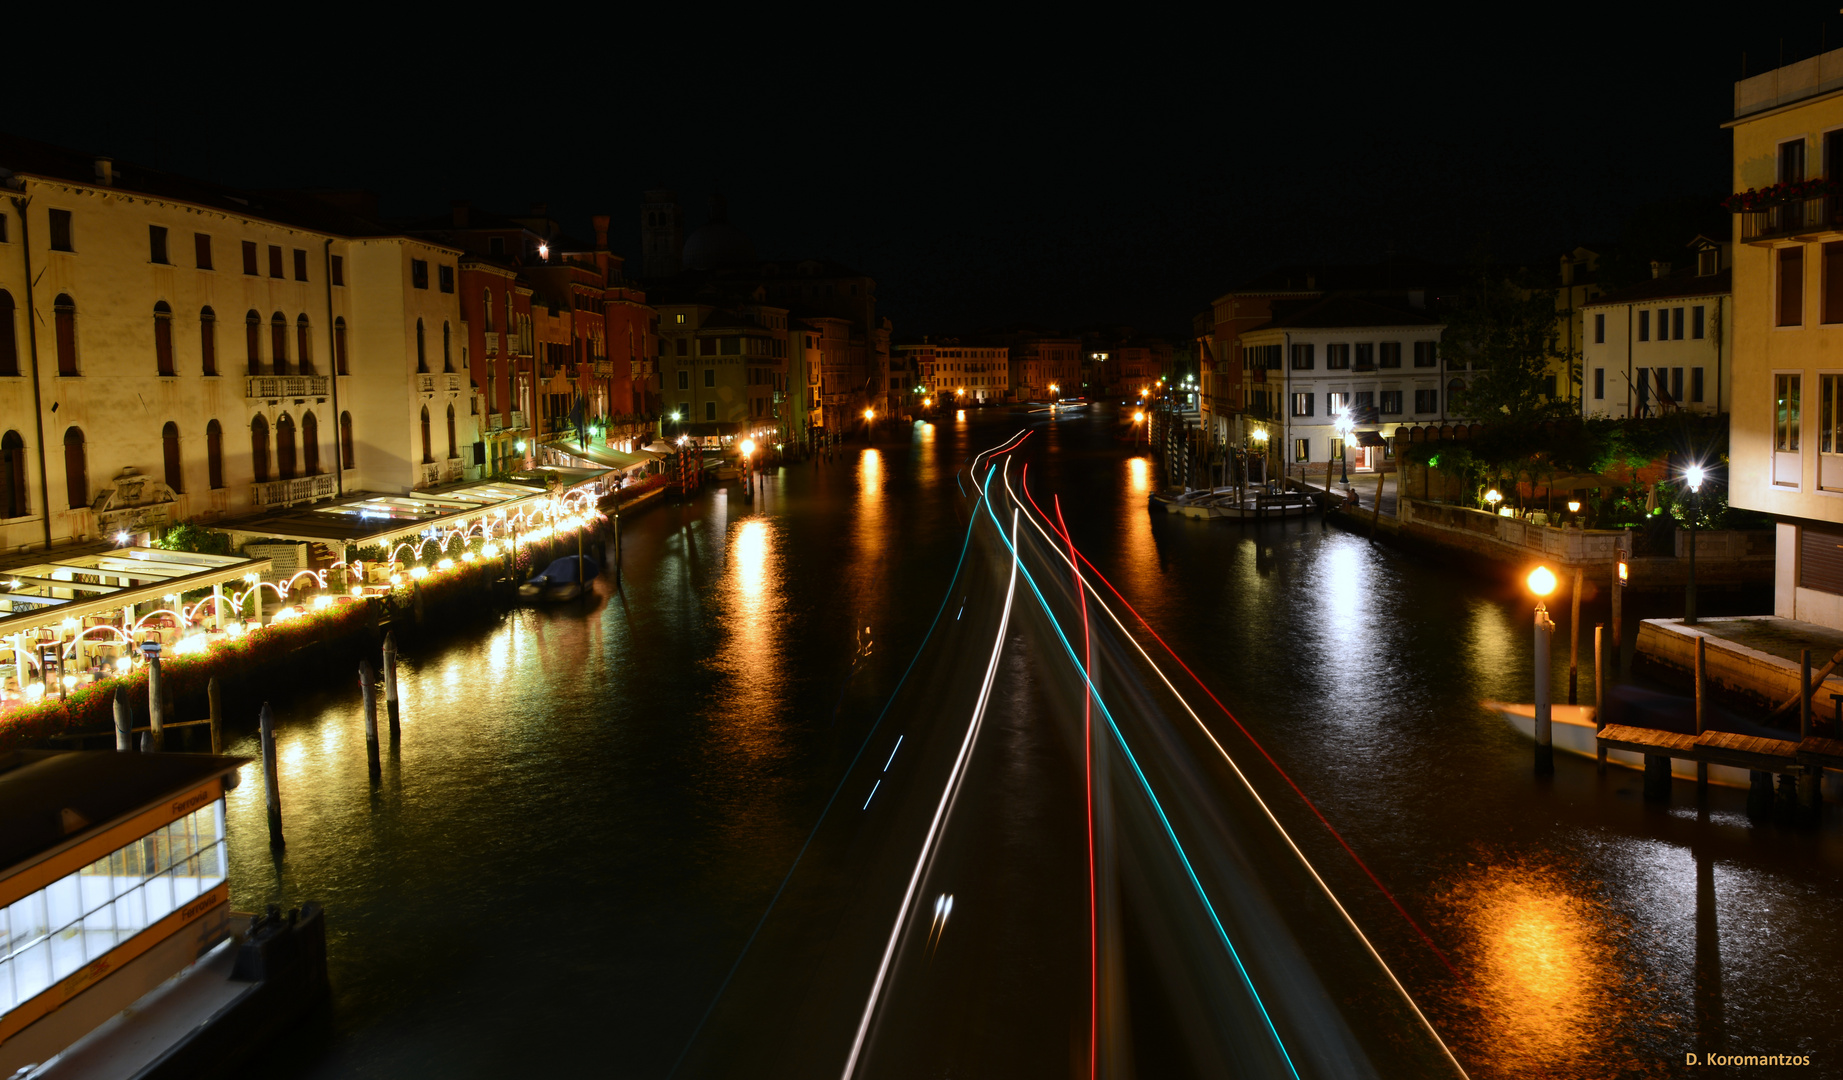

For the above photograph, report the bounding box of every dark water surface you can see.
[228,407,1842,1079]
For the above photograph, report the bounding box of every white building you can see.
[0,135,479,555]
[1581,239,1731,419]
[1238,297,1447,472]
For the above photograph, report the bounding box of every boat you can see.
[1150,486,1317,519]
[1483,689,1843,799]
[0,750,328,1078]
[518,554,600,603]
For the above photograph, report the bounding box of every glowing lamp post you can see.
[1684,464,1704,625]
[1134,410,1146,446]
[1529,565,1558,775]
[740,437,756,499]
[863,407,875,443]
[1333,408,1354,485]
[1484,488,1502,514]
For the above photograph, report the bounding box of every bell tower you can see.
[641,189,683,277]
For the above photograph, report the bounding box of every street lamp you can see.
[1133,409,1146,447]
[1333,408,1354,485]
[1485,488,1502,513]
[1528,565,1558,775]
[1685,463,1704,625]
[740,437,756,500]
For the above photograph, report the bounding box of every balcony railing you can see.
[418,375,435,393]
[251,473,335,508]
[1739,196,1843,243]
[485,331,500,355]
[247,374,330,400]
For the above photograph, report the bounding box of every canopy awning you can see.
[0,547,272,638]
[217,480,554,549]
[542,440,661,474]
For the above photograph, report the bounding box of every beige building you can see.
[1580,241,1730,420]
[0,136,477,557]
[1727,49,1843,628]
[896,341,1009,405]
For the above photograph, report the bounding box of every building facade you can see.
[1580,243,1731,420]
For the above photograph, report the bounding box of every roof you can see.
[1257,296,1441,331]
[1585,268,1731,308]
[0,546,272,639]
[1214,261,1463,302]
[0,750,247,873]
[0,132,437,246]
[216,481,552,548]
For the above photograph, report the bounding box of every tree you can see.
[1443,268,1573,425]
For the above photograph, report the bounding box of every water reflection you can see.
[1120,455,1158,599]
[1438,861,1624,1075]
[714,515,786,762]
[856,449,886,571]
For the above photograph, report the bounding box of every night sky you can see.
[13,14,1842,338]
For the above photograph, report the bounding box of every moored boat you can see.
[518,554,601,602]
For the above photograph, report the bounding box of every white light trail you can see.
[841,508,1021,1080]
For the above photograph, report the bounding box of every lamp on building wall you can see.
[1333,408,1354,485]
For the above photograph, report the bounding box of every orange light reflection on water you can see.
[715,516,786,762]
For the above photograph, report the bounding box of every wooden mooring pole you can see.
[146,655,165,751]
[1594,624,1606,773]
[1695,636,1708,791]
[360,659,380,781]
[383,632,401,741]
[1568,566,1583,705]
[208,676,223,755]
[114,685,132,752]
[260,702,284,849]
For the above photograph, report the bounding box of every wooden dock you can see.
[1597,723,1836,816]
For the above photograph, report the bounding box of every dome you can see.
[681,221,755,269]
[680,193,755,269]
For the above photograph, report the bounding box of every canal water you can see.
[226,407,1843,1079]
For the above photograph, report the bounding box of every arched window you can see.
[245,310,262,375]
[54,294,77,376]
[199,306,217,376]
[416,319,428,373]
[446,403,457,460]
[420,406,432,463]
[206,419,223,489]
[339,411,354,469]
[276,412,297,480]
[296,315,313,375]
[1,431,27,517]
[63,427,86,509]
[162,421,183,493]
[270,312,289,375]
[0,290,18,377]
[302,411,319,475]
[153,301,175,376]
[334,316,348,375]
[483,289,494,333]
[250,415,270,483]
[443,321,453,372]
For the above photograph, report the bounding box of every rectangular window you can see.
[1415,388,1438,413]
[677,370,689,390]
[1594,313,1605,343]
[1638,310,1650,341]
[1594,368,1605,400]
[1777,373,1802,452]
[1691,367,1704,404]
[148,225,168,264]
[1672,367,1684,402]
[293,249,308,281]
[0,212,7,242]
[194,233,212,269]
[1413,341,1436,367]
[1294,438,1310,462]
[1326,343,1351,369]
[705,400,716,420]
[242,240,258,275]
[330,255,344,286]
[1672,307,1684,340]
[1782,138,1807,182]
[1354,343,1375,370]
[1825,375,1843,454]
[439,265,455,293]
[1692,305,1706,338]
[48,208,72,251]
[1781,247,1805,326]
[1327,391,1349,413]
[1825,242,1843,324]
[268,245,284,279]
[1380,390,1402,414]
[1378,342,1400,368]
[1291,392,1313,417]
[704,368,715,387]
[698,338,714,356]
[411,260,429,289]
[1354,390,1374,410]
[1290,343,1314,370]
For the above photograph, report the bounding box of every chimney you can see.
[93,157,113,185]
[1650,260,1672,279]
[592,214,610,248]
[451,200,471,228]
[1408,289,1426,309]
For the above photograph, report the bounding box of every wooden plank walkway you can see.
[1596,724,1838,772]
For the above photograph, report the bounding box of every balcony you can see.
[485,331,500,355]
[509,410,526,431]
[446,374,462,392]
[418,374,434,393]
[1739,196,1843,244]
[252,473,335,508]
[247,374,330,400]
[417,463,441,488]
